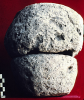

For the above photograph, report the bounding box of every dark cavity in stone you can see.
[77,28,81,35]
[57,33,65,40]
[68,66,73,70]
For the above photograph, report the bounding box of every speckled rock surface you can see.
[11,54,77,97]
[4,3,83,58]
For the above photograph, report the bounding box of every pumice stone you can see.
[4,3,83,58]
[4,3,83,97]
[11,54,78,97]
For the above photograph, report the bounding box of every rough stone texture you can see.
[4,3,83,58]
[11,54,77,97]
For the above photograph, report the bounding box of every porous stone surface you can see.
[4,3,83,58]
[11,54,77,97]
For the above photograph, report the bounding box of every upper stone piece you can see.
[4,3,83,58]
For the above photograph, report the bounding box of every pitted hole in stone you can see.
[44,68,48,71]
[59,24,63,30]
[37,35,43,43]
[68,66,73,70]
[70,39,73,42]
[68,66,73,73]
[57,33,65,40]
[77,28,81,35]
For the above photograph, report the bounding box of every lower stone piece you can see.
[11,54,77,97]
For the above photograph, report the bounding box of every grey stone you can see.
[11,54,77,97]
[4,3,83,58]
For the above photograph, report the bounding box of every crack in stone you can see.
[26,49,74,56]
